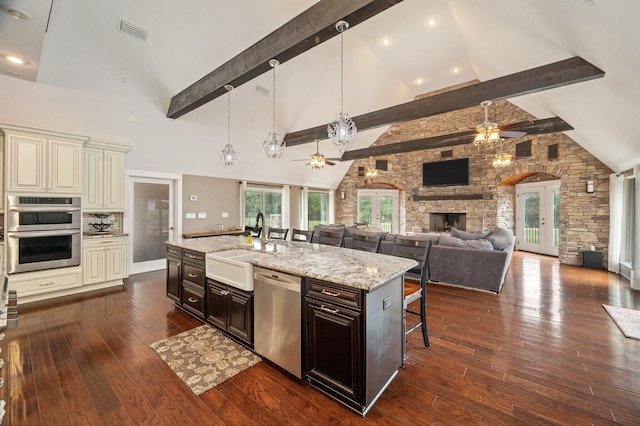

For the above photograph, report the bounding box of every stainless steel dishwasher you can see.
[254,266,302,379]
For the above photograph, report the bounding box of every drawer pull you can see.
[321,289,340,297]
[39,282,55,287]
[187,297,198,303]
[188,273,198,278]
[185,253,200,260]
[320,305,339,314]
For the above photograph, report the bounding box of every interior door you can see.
[516,180,560,256]
[357,189,398,233]
[128,177,175,274]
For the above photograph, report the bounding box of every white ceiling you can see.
[1,0,639,188]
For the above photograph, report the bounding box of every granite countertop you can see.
[166,236,416,292]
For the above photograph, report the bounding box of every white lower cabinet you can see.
[83,237,128,285]
[8,266,83,299]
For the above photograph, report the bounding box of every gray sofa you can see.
[340,225,515,293]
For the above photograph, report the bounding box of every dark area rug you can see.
[150,324,261,395]
[603,304,640,340]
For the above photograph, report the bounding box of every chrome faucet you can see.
[256,212,266,246]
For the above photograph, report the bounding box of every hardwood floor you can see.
[3,251,640,425]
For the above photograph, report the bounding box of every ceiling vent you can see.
[118,18,148,42]
[255,84,270,96]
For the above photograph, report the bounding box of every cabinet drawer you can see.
[167,246,182,258]
[182,282,205,316]
[305,278,362,310]
[183,249,205,264]
[183,262,205,286]
[10,269,82,297]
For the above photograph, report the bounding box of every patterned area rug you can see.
[603,304,640,340]
[150,325,261,395]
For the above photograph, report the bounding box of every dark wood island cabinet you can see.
[304,276,403,415]
[206,278,254,347]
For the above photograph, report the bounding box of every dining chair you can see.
[267,227,289,240]
[393,237,433,348]
[244,225,262,238]
[350,233,382,253]
[291,229,314,242]
[317,229,345,247]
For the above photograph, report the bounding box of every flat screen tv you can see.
[422,158,469,186]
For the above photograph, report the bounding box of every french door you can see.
[357,189,398,234]
[515,180,560,256]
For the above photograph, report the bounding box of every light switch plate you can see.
[222,212,229,218]
[189,195,197,201]
[198,212,207,219]
[186,213,196,219]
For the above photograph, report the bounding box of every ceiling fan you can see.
[472,100,531,145]
[293,139,341,169]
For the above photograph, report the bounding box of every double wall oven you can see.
[6,196,82,274]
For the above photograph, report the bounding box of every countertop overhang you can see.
[166,236,416,291]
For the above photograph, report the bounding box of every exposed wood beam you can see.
[340,117,573,161]
[167,0,403,119]
[284,56,604,146]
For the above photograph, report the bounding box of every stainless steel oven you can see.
[7,195,81,232]
[6,196,82,274]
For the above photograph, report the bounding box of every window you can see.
[621,177,635,265]
[244,187,283,230]
[307,190,330,229]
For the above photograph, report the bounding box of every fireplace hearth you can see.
[430,213,466,232]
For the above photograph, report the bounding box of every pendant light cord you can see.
[227,89,231,145]
[272,62,276,132]
[340,30,344,114]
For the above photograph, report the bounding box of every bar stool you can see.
[291,229,314,242]
[393,237,432,348]
[317,229,345,247]
[351,233,382,253]
[267,227,289,240]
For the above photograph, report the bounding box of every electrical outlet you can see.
[591,245,595,251]
[189,195,197,201]
[222,212,229,218]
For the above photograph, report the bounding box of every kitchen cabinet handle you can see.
[39,282,55,287]
[185,253,200,260]
[321,289,340,297]
[221,290,230,296]
[188,273,198,278]
[188,297,198,303]
[320,305,339,314]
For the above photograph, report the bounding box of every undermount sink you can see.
[205,249,273,291]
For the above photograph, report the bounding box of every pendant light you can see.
[263,59,285,163]
[327,20,357,153]
[219,84,239,167]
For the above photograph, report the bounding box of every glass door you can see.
[516,180,560,256]
[129,177,175,274]
[357,189,398,233]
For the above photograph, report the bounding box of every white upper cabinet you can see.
[3,126,85,194]
[83,140,130,212]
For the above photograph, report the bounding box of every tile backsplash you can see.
[83,213,123,233]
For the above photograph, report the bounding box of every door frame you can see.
[515,180,560,257]
[125,169,182,274]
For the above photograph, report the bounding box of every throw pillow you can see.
[464,239,494,250]
[486,227,514,250]
[438,235,466,247]
[451,227,484,240]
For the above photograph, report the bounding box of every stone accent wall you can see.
[335,83,612,266]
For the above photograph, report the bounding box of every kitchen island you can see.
[165,235,416,415]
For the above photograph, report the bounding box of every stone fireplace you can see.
[430,213,466,232]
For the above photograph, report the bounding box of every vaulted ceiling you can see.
[1,0,639,188]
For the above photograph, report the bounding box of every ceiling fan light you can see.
[474,133,485,144]
[488,130,501,143]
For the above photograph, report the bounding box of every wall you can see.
[182,175,241,234]
[335,84,612,266]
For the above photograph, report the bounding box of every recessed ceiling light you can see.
[382,38,391,46]
[3,54,28,65]
[451,67,462,74]
[414,78,425,85]
[426,18,438,27]
[0,5,30,20]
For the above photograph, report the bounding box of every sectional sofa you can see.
[322,224,515,293]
